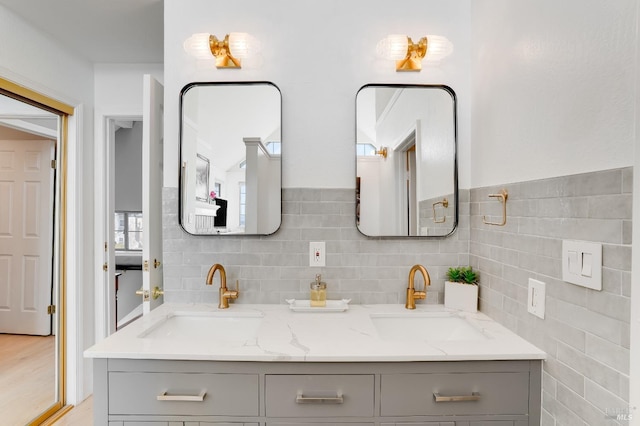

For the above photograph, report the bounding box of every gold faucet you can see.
[405,264,430,309]
[206,263,239,309]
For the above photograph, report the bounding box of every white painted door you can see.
[105,119,117,335]
[0,137,54,335]
[142,75,164,313]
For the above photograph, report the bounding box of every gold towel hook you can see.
[482,189,508,226]
[432,198,449,223]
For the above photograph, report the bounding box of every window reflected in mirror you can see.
[179,82,282,235]
[356,84,457,237]
[115,212,143,251]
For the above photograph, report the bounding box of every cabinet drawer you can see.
[265,374,374,417]
[109,372,259,416]
[380,423,454,426]
[381,372,529,416]
[269,424,374,426]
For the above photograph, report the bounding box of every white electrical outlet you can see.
[309,242,325,267]
[527,278,546,319]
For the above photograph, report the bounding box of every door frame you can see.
[0,77,73,424]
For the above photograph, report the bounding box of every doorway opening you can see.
[394,130,417,236]
[100,117,145,337]
[96,73,165,341]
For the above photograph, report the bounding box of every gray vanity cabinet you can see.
[109,423,259,426]
[94,359,541,426]
[380,422,527,426]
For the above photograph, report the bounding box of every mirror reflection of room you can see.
[180,82,281,235]
[0,93,59,425]
[356,85,457,237]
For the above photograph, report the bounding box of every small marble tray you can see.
[285,299,351,312]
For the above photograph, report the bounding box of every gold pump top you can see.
[310,274,326,290]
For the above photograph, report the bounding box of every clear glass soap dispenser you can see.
[310,274,327,307]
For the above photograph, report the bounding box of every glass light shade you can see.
[376,35,409,60]
[228,32,260,58]
[424,35,453,62]
[183,33,212,60]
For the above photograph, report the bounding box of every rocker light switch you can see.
[581,253,593,277]
[568,251,580,274]
[562,240,602,290]
[527,278,545,319]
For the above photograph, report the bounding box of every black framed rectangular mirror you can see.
[356,84,457,237]
[179,82,282,235]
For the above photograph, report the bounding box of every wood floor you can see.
[51,396,93,425]
[0,334,55,426]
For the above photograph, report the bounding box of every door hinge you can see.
[143,260,149,271]
[51,160,57,169]
[47,305,56,315]
[103,263,108,271]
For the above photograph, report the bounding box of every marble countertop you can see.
[84,303,546,362]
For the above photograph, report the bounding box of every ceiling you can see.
[0,0,163,63]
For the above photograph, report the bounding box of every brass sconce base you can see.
[395,57,423,72]
[395,37,427,72]
[210,34,242,69]
[215,54,241,69]
[375,146,388,158]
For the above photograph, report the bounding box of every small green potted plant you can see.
[444,266,479,313]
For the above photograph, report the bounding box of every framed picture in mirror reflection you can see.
[195,154,210,202]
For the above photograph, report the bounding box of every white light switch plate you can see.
[562,240,602,290]
[527,278,545,319]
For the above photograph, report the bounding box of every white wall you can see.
[115,122,143,211]
[164,0,472,190]
[470,0,636,187]
[94,64,164,116]
[0,4,95,404]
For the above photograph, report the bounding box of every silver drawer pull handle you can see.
[296,393,344,404]
[157,390,206,402]
[433,392,480,402]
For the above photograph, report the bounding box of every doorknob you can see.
[154,259,162,269]
[136,287,163,301]
[151,286,164,300]
[135,288,150,302]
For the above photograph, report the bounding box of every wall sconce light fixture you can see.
[375,146,388,159]
[376,34,453,71]
[183,32,259,69]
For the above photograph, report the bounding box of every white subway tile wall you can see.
[163,187,470,305]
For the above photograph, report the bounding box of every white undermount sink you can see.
[138,310,263,342]
[370,312,489,341]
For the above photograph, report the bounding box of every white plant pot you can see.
[444,281,478,313]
